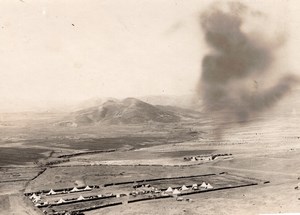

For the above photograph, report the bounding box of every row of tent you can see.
[29,181,213,198]
[25,185,95,197]
[30,182,214,206]
[46,186,93,195]
[200,182,213,189]
[31,192,126,207]
[33,195,92,207]
[131,182,214,197]
[165,182,213,194]
[131,182,214,196]
[54,195,86,204]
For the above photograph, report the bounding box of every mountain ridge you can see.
[66,97,191,126]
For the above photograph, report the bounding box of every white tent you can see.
[77,195,85,201]
[70,187,79,192]
[84,185,92,191]
[192,184,198,190]
[165,187,173,193]
[47,189,56,195]
[200,182,207,188]
[116,194,120,198]
[32,196,41,203]
[57,198,66,204]
[181,185,189,191]
[97,194,102,198]
[29,193,38,200]
[206,183,213,189]
[172,189,181,195]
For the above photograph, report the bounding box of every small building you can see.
[32,196,41,203]
[29,193,38,200]
[191,157,198,161]
[192,184,198,190]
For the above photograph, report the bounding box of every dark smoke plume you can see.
[198,2,299,139]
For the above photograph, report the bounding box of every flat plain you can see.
[0,90,299,215]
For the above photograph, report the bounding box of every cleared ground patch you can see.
[26,172,261,215]
[0,167,45,183]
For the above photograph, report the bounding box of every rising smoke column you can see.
[198,2,299,139]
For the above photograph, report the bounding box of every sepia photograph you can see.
[0,0,299,214]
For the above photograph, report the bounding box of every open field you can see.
[25,172,260,215]
[0,167,45,183]
[0,148,48,166]
[1,136,300,215]
[0,111,203,168]
[0,91,299,214]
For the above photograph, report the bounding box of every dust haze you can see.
[1,1,300,215]
[197,2,299,139]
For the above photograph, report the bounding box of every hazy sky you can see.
[0,0,299,111]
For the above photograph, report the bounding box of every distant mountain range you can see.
[72,94,200,111]
[56,97,202,126]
